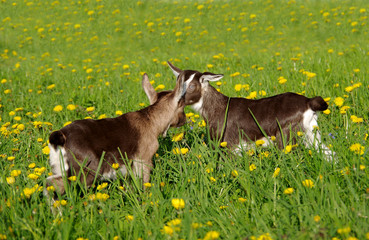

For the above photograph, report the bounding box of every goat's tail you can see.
[308,96,328,112]
[49,130,66,149]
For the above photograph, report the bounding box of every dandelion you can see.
[97,182,108,190]
[340,106,350,114]
[96,192,109,201]
[278,76,287,84]
[204,231,220,240]
[162,226,174,236]
[350,115,363,123]
[28,163,36,168]
[273,167,280,178]
[68,176,77,181]
[323,109,331,115]
[238,197,247,203]
[86,106,95,112]
[283,145,292,154]
[28,174,39,180]
[284,188,294,194]
[7,156,15,161]
[67,104,76,110]
[349,143,365,155]
[231,170,238,177]
[172,132,184,142]
[11,170,21,177]
[249,164,256,172]
[143,182,152,188]
[6,177,15,184]
[314,215,321,222]
[171,198,185,210]
[255,139,265,146]
[337,227,351,235]
[302,179,314,188]
[246,91,257,99]
[234,84,242,91]
[126,215,134,221]
[112,163,119,169]
[220,141,227,147]
[115,110,123,116]
[155,84,165,91]
[53,105,63,112]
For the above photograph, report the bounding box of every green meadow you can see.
[1,0,369,239]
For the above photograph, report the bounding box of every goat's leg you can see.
[132,159,152,186]
[303,110,335,161]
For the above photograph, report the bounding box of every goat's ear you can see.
[142,73,158,105]
[167,61,182,78]
[200,72,224,83]
[173,74,187,103]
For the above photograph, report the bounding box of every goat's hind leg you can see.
[302,110,335,161]
[43,144,69,200]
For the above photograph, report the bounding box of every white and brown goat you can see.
[44,73,187,198]
[168,62,334,160]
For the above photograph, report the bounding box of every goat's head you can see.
[167,61,224,106]
[142,73,186,129]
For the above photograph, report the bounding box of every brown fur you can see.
[45,73,187,198]
[168,62,329,151]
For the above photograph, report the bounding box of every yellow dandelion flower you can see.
[112,163,119,169]
[284,188,294,194]
[220,141,227,147]
[171,198,185,210]
[86,106,95,112]
[231,170,238,177]
[334,97,344,107]
[42,146,50,155]
[162,225,174,236]
[349,143,365,155]
[6,177,15,184]
[204,231,220,240]
[143,182,152,188]
[53,105,63,112]
[126,215,134,221]
[350,115,363,123]
[283,145,292,154]
[155,84,165,91]
[172,132,184,142]
[68,176,77,181]
[273,167,280,178]
[249,164,256,172]
[238,197,247,203]
[97,182,108,190]
[234,84,242,91]
[302,179,314,188]
[255,139,265,146]
[67,104,76,110]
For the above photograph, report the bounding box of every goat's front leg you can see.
[132,159,153,186]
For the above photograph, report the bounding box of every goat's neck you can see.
[142,100,176,137]
[200,85,229,121]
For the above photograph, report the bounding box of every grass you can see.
[0,0,368,239]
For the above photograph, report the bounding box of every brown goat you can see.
[44,73,187,199]
[168,62,334,160]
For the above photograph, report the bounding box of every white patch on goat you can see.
[191,97,203,113]
[302,109,335,161]
[49,143,69,176]
[233,137,273,155]
[101,164,128,181]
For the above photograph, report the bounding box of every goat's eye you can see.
[188,84,196,92]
